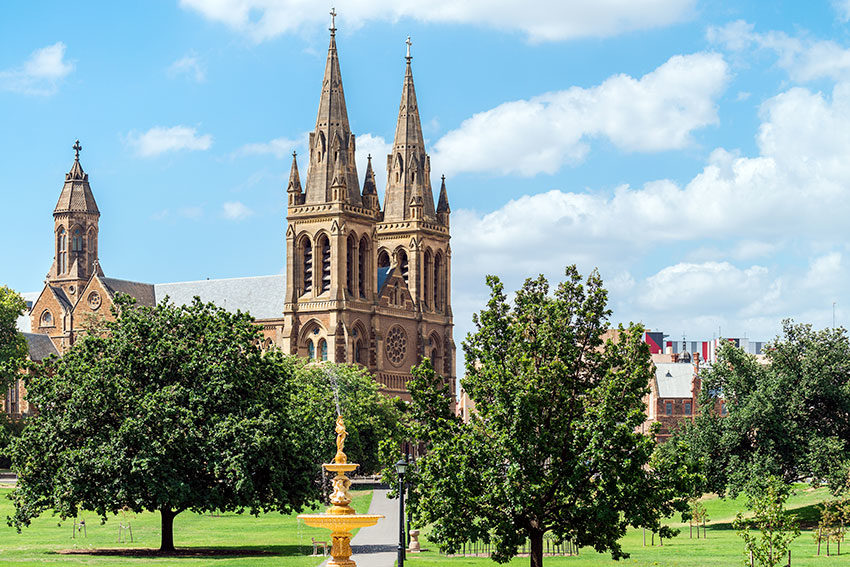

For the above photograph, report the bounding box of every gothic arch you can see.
[346,233,356,296]
[297,233,314,294]
[351,319,369,366]
[358,235,370,299]
[429,331,443,373]
[299,319,327,361]
[316,232,332,293]
[423,247,434,310]
[396,247,409,287]
[434,250,444,312]
[56,226,67,274]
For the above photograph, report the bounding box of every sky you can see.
[4,0,850,351]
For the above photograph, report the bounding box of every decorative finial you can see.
[367,153,372,161]
[405,36,412,61]
[73,139,82,161]
[329,7,337,35]
[292,150,297,158]
[441,174,446,182]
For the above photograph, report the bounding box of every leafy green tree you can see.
[393,267,693,567]
[681,320,850,497]
[0,286,28,389]
[7,295,315,551]
[733,478,800,567]
[290,359,402,476]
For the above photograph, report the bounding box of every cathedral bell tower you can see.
[48,140,102,301]
[283,11,380,365]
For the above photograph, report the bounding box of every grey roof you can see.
[655,363,696,398]
[23,332,59,361]
[50,286,73,311]
[154,275,285,320]
[101,277,156,306]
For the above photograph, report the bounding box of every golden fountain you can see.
[298,415,384,567]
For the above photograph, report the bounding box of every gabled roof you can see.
[101,277,156,306]
[654,363,696,398]
[49,286,73,311]
[153,275,286,320]
[23,332,59,361]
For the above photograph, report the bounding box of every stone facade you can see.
[25,28,455,404]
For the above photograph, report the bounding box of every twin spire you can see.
[289,15,449,222]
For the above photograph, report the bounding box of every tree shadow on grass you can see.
[53,545,310,558]
[707,502,822,532]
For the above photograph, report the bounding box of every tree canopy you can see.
[7,295,316,551]
[395,267,693,567]
[290,358,402,476]
[677,320,850,497]
[0,286,28,388]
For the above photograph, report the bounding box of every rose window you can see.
[386,326,407,366]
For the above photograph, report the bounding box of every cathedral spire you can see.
[382,37,436,222]
[304,13,361,206]
[437,174,451,226]
[56,140,98,215]
[287,151,303,205]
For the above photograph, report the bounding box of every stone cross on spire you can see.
[73,139,82,161]
[329,7,337,35]
[406,36,412,61]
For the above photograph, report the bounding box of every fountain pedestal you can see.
[298,416,384,567]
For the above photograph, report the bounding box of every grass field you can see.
[0,484,845,567]
[407,485,844,567]
[0,486,372,566]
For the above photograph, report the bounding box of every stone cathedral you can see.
[25,25,456,401]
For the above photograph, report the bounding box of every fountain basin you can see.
[298,513,384,532]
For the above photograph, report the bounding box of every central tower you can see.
[283,19,455,400]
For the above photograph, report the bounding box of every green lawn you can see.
[407,485,844,567]
[0,486,372,566]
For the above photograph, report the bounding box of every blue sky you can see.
[5,0,850,347]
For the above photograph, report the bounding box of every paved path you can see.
[320,488,398,567]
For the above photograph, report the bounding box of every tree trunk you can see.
[160,508,177,552]
[529,528,544,567]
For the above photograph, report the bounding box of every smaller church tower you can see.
[48,140,101,301]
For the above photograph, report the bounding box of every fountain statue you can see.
[299,415,384,566]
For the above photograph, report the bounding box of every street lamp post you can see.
[396,457,408,567]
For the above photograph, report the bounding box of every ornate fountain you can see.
[298,415,384,567]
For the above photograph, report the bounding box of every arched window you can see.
[40,310,53,328]
[398,249,409,287]
[346,234,355,296]
[302,238,313,294]
[395,153,403,183]
[358,236,368,299]
[307,339,315,360]
[354,339,363,364]
[319,339,328,361]
[87,227,97,273]
[57,227,67,274]
[377,250,390,269]
[423,250,432,310]
[72,228,83,252]
[434,252,443,312]
[318,235,331,293]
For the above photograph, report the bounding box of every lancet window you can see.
[319,235,331,293]
[57,227,67,274]
[302,238,313,294]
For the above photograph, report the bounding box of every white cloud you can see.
[179,0,695,43]
[127,126,213,157]
[446,78,850,343]
[236,136,301,159]
[222,201,254,220]
[834,1,850,22]
[168,54,206,82]
[0,42,74,95]
[355,133,392,193]
[709,20,850,83]
[433,52,729,176]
